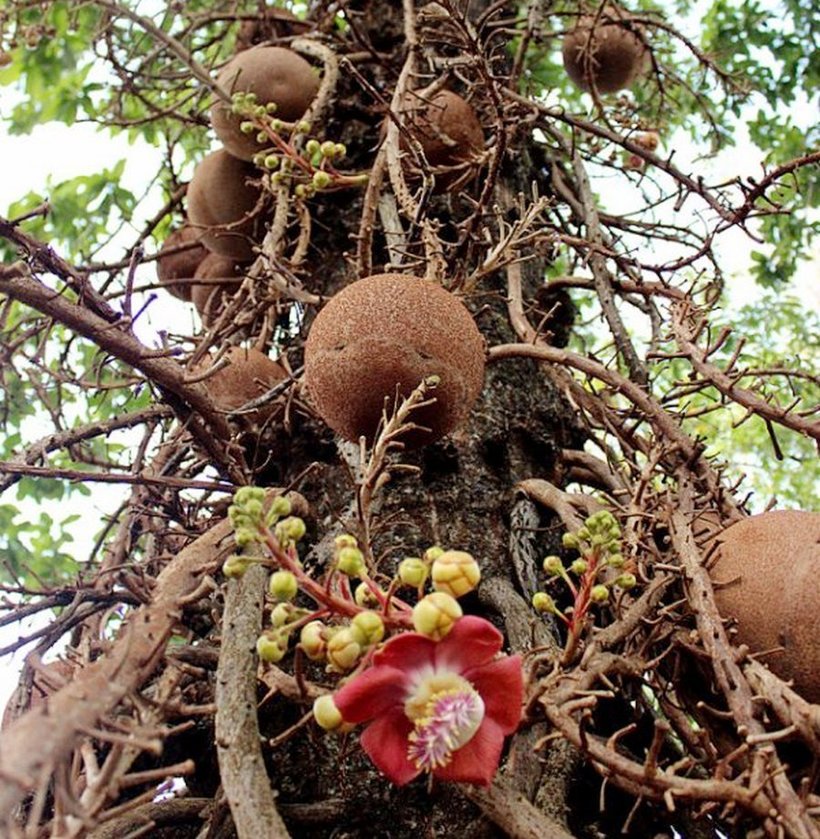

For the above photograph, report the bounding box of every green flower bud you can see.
[398,557,428,588]
[274,516,306,545]
[313,694,343,730]
[337,546,365,577]
[300,620,327,660]
[570,558,588,576]
[614,573,637,590]
[265,101,278,113]
[296,120,311,133]
[222,554,250,579]
[607,553,625,568]
[562,532,580,550]
[333,142,347,157]
[270,602,294,628]
[254,105,267,118]
[326,628,362,671]
[240,120,256,134]
[257,630,288,663]
[269,495,292,519]
[256,131,268,144]
[252,152,267,166]
[532,591,557,614]
[295,184,307,198]
[320,140,336,157]
[235,486,265,505]
[244,92,258,104]
[234,527,257,548]
[423,546,445,564]
[590,584,609,603]
[412,592,462,641]
[351,610,385,646]
[312,170,332,189]
[269,570,298,601]
[431,550,480,598]
[577,527,591,541]
[543,555,564,575]
[306,139,321,155]
[335,534,358,549]
[271,118,283,132]
[264,154,280,169]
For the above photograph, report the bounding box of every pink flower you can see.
[333,615,523,786]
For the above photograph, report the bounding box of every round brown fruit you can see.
[191,253,248,327]
[194,346,287,424]
[187,149,268,261]
[562,8,648,94]
[236,9,311,52]
[304,274,485,447]
[402,89,484,169]
[211,46,319,161]
[709,509,820,702]
[156,225,208,301]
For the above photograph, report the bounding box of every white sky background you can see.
[0,6,818,712]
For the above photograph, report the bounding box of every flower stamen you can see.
[407,687,485,771]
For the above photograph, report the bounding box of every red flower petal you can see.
[334,665,408,724]
[434,616,503,673]
[463,655,523,734]
[372,631,436,671]
[360,708,420,786]
[433,717,506,786]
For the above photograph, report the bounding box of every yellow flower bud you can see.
[313,694,344,730]
[334,533,358,549]
[299,620,327,661]
[351,611,385,646]
[354,582,380,608]
[431,550,480,598]
[326,628,362,671]
[398,557,428,588]
[412,592,462,641]
[271,602,294,628]
[590,584,609,603]
[423,545,445,563]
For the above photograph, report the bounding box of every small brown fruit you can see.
[191,253,248,327]
[304,274,485,447]
[401,89,484,169]
[156,225,208,301]
[562,7,648,94]
[194,346,287,423]
[212,46,319,161]
[236,9,311,52]
[187,149,269,261]
[709,510,820,702]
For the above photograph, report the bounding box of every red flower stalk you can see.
[333,616,523,786]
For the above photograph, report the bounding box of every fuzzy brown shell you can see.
[562,12,648,94]
[191,253,247,327]
[156,226,208,301]
[236,9,311,52]
[193,346,287,422]
[304,274,485,447]
[709,510,820,702]
[402,90,485,168]
[187,149,268,261]
[211,46,319,161]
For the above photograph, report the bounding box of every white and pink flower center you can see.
[404,672,485,770]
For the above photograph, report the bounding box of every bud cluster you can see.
[230,91,364,198]
[531,510,637,645]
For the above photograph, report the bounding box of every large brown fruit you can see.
[187,149,268,261]
[194,346,287,424]
[562,8,648,94]
[211,46,319,161]
[709,510,820,702]
[304,274,485,447]
[191,253,248,327]
[402,89,484,169]
[156,226,208,301]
